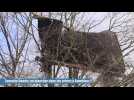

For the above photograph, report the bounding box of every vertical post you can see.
[38,17,63,87]
[68,67,73,87]
[73,68,79,87]
[68,67,79,87]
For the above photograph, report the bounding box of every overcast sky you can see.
[1,12,134,67]
[32,12,134,65]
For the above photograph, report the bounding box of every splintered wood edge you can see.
[32,12,47,19]
[51,60,90,71]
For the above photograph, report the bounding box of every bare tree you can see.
[0,12,34,80]
[1,12,134,87]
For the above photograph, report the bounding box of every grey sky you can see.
[31,12,134,64]
[0,12,134,77]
